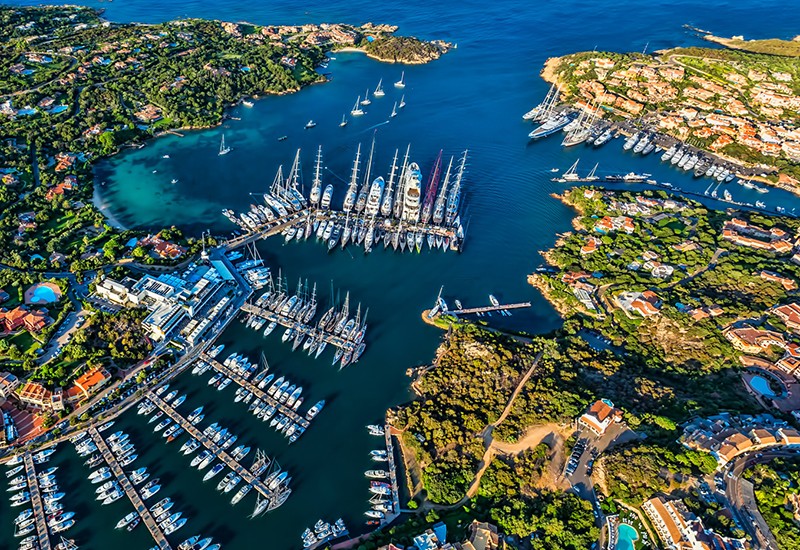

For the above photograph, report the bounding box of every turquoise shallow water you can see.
[5,1,800,549]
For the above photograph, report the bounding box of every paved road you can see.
[721,449,797,550]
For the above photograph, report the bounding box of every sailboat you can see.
[390,102,397,118]
[340,114,348,127]
[373,79,385,97]
[398,95,406,109]
[218,134,232,156]
[360,90,371,106]
[351,97,365,116]
[395,71,405,88]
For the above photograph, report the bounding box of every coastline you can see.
[92,183,129,231]
[334,46,443,65]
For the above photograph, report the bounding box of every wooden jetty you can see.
[146,392,291,510]
[86,427,172,550]
[199,354,310,430]
[240,302,358,355]
[448,301,532,316]
[23,452,52,550]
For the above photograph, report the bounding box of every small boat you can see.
[373,78,385,97]
[395,71,405,88]
[340,114,348,127]
[218,134,232,156]
[278,135,288,141]
[360,90,371,105]
[304,120,316,129]
[203,463,225,482]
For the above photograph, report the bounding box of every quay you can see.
[224,210,309,251]
[198,354,310,430]
[86,426,172,550]
[146,392,290,507]
[240,302,358,355]
[383,425,401,527]
[449,301,532,316]
[23,452,52,550]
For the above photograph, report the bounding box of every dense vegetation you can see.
[361,35,446,63]
[744,458,800,550]
[61,308,152,366]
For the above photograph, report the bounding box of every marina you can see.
[221,145,468,255]
[23,452,53,550]
[197,354,312,432]
[85,427,173,550]
[145,392,292,514]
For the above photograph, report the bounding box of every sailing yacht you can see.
[390,102,397,118]
[218,134,232,156]
[394,71,405,88]
[343,144,361,212]
[321,185,333,209]
[373,79,385,97]
[340,114,347,127]
[309,146,323,207]
[351,97,365,116]
[360,90,371,105]
[398,95,406,108]
[380,150,399,217]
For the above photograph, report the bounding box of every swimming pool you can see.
[26,283,61,304]
[750,375,777,397]
[617,523,639,550]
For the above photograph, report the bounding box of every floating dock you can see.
[199,354,310,430]
[23,452,52,550]
[86,427,172,550]
[448,301,532,316]
[146,392,291,511]
[240,302,359,357]
[224,211,309,251]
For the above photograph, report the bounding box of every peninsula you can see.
[536,39,800,193]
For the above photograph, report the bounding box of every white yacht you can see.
[400,163,422,223]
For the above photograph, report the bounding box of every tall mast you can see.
[394,144,411,219]
[270,165,284,196]
[362,132,377,192]
[349,144,361,191]
[381,148,399,217]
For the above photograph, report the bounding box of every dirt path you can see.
[422,352,563,510]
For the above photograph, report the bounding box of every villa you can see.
[0,305,50,333]
[578,399,622,435]
[724,326,785,354]
[772,302,800,333]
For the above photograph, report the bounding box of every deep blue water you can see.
[5,1,800,549]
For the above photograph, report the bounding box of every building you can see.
[15,381,52,411]
[94,263,230,343]
[759,271,797,291]
[579,399,622,435]
[724,326,785,354]
[0,372,20,400]
[0,305,50,333]
[64,366,111,404]
[643,496,743,550]
[773,303,800,333]
[462,520,500,550]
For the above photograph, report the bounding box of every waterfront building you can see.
[642,496,744,550]
[578,399,622,436]
[64,366,111,404]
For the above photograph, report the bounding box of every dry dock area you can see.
[23,452,52,550]
[87,427,172,550]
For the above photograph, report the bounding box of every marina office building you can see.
[94,262,236,345]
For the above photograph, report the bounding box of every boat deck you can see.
[199,354,310,430]
[86,427,172,550]
[23,452,52,550]
[147,392,291,510]
[240,303,359,356]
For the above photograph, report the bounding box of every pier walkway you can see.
[23,453,52,550]
[382,425,401,527]
[87,427,172,550]
[448,301,532,316]
[224,211,309,251]
[199,354,310,430]
[147,392,289,505]
[240,303,357,354]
